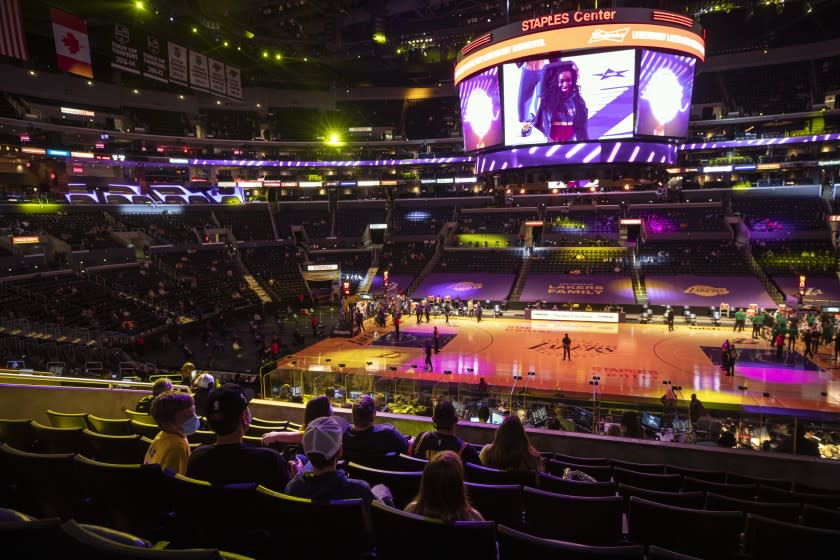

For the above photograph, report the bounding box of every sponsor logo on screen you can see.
[588,27,629,44]
[683,285,729,296]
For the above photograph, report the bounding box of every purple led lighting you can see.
[680,132,840,151]
[476,141,677,171]
[459,67,503,151]
[636,50,695,138]
[187,157,474,167]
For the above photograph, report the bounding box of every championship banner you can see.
[189,50,209,92]
[226,65,242,99]
[168,42,188,85]
[50,8,92,79]
[110,23,140,74]
[208,57,226,95]
[142,33,167,83]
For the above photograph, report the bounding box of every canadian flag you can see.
[50,8,92,78]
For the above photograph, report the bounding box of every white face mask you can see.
[180,415,201,436]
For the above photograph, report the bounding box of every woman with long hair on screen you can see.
[479,415,543,472]
[526,60,588,142]
[404,451,484,522]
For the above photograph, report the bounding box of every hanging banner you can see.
[168,42,188,85]
[226,65,242,99]
[208,57,226,95]
[50,8,93,78]
[110,23,140,74]
[142,33,167,83]
[189,50,209,92]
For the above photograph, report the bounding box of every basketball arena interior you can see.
[2,0,840,557]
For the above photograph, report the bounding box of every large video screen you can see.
[458,66,503,151]
[502,49,636,147]
[635,50,696,138]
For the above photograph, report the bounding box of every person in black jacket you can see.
[408,401,480,465]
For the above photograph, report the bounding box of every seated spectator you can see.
[479,415,543,472]
[621,411,644,439]
[262,395,335,446]
[135,378,173,413]
[193,373,215,417]
[404,451,483,521]
[285,417,375,503]
[776,424,820,457]
[408,400,480,465]
[186,384,290,491]
[477,405,490,423]
[144,391,197,475]
[342,395,408,465]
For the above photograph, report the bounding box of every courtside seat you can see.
[0,516,68,558]
[130,420,161,439]
[496,524,644,559]
[71,455,171,540]
[801,504,840,530]
[627,497,742,559]
[370,500,496,560]
[30,421,84,454]
[81,430,148,464]
[124,409,155,424]
[665,465,726,483]
[727,472,792,490]
[464,462,539,486]
[166,474,261,556]
[252,485,371,559]
[547,459,612,482]
[758,485,840,508]
[0,443,78,519]
[647,546,703,560]
[704,493,800,523]
[0,418,35,451]
[535,472,617,497]
[608,459,666,474]
[744,513,840,560]
[46,410,88,429]
[345,462,422,509]
[86,415,133,436]
[682,476,757,500]
[618,484,706,511]
[465,482,522,527]
[522,487,624,546]
[61,518,249,559]
[552,452,610,466]
[613,468,683,492]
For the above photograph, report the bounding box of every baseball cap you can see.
[195,373,215,389]
[206,383,255,422]
[303,416,344,459]
[433,400,458,429]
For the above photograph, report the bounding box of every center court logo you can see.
[529,339,616,357]
[683,285,729,296]
[547,283,604,295]
[448,281,483,292]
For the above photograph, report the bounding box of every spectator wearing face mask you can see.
[143,391,197,475]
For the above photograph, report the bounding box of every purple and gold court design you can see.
[774,275,840,305]
[412,273,516,301]
[644,275,776,308]
[519,274,636,304]
[276,316,840,414]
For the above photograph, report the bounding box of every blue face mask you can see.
[180,415,201,436]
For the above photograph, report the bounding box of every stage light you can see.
[223,41,229,47]
[326,132,342,146]
[244,30,255,39]
[192,27,198,33]
[262,51,269,58]
[134,1,145,10]
[275,53,282,61]
[372,32,387,44]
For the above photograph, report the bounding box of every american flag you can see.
[0,0,28,61]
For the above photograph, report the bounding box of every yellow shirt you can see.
[144,430,190,474]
